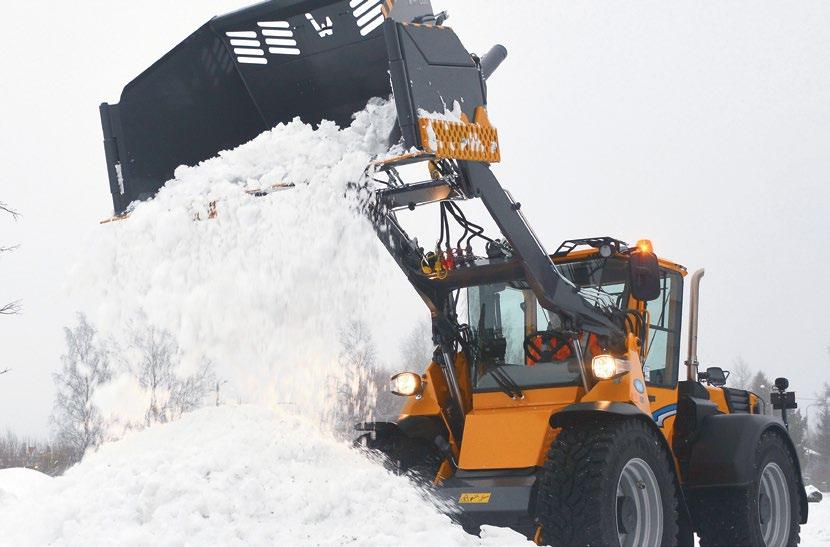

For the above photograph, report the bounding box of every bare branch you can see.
[0,244,19,254]
[0,301,21,315]
[0,368,10,376]
[0,202,19,220]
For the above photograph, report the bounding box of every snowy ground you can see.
[0,406,827,546]
[805,502,830,546]
[0,406,531,546]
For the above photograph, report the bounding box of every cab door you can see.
[636,268,684,441]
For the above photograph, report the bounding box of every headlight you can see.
[391,372,423,397]
[591,354,631,380]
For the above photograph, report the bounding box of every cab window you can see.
[464,257,631,392]
[642,269,683,387]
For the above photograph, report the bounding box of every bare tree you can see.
[369,366,403,421]
[165,360,215,419]
[127,321,215,424]
[813,383,830,490]
[729,357,752,390]
[326,320,384,437]
[399,319,433,370]
[749,370,774,415]
[129,324,178,425]
[51,313,112,463]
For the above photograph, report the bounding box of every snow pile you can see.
[71,98,419,428]
[0,468,51,504]
[0,406,532,546]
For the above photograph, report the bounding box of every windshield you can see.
[464,257,629,392]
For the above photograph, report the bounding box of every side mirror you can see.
[699,366,728,387]
[629,244,661,301]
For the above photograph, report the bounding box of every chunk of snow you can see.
[806,484,824,503]
[418,100,465,123]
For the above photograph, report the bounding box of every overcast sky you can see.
[1,1,828,437]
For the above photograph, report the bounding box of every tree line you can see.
[1,313,218,475]
[4,294,826,492]
[325,319,431,439]
[1,314,423,475]
[730,356,830,491]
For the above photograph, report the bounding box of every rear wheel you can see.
[695,430,801,547]
[536,417,679,546]
[355,430,443,485]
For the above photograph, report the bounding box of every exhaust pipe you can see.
[480,44,508,80]
[685,269,705,381]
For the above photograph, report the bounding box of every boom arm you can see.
[457,161,620,336]
[372,17,623,340]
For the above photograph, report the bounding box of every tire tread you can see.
[536,417,679,546]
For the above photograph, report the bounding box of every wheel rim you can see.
[759,462,791,547]
[615,457,663,547]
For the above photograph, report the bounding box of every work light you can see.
[391,372,423,397]
[591,355,631,380]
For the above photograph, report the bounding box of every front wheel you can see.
[536,417,679,546]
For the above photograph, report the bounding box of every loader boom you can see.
[371,19,624,338]
[457,162,621,336]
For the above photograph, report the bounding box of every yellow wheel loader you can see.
[99,1,808,545]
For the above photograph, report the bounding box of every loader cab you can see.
[458,247,685,398]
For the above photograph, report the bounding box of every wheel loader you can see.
[98,1,809,545]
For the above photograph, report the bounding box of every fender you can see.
[684,413,808,524]
[550,401,677,461]
[549,401,645,427]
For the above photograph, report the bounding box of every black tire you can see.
[355,431,443,485]
[695,430,801,547]
[536,417,680,547]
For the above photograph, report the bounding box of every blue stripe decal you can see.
[652,404,678,427]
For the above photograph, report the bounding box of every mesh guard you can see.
[418,106,501,163]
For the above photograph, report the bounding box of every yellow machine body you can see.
[397,249,749,477]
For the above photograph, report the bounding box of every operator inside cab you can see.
[524,330,604,367]
[465,258,628,393]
